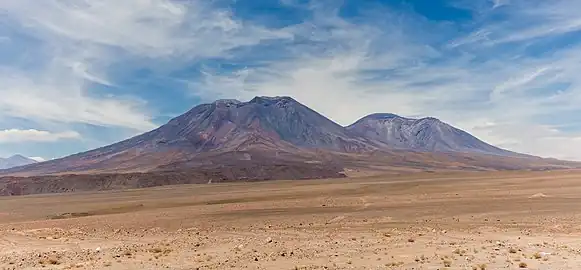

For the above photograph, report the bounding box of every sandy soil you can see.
[2,170,581,269]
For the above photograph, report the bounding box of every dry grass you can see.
[476,264,487,270]
[386,262,404,267]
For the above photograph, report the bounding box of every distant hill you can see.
[0,96,577,177]
[0,155,38,170]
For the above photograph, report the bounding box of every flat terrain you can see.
[2,170,581,269]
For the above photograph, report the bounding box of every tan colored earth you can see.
[2,170,581,269]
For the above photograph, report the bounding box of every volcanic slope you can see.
[0,96,575,177]
[0,97,372,176]
[347,113,526,157]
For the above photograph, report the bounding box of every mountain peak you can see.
[364,113,403,120]
[0,95,537,176]
[212,99,241,106]
[141,95,370,153]
[248,96,296,105]
[255,96,294,101]
[418,116,442,123]
[207,96,298,109]
[349,113,405,127]
[0,154,38,170]
[347,114,521,156]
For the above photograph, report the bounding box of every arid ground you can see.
[2,170,581,269]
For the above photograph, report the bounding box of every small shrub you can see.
[149,247,163,253]
[519,262,528,268]
[443,260,452,267]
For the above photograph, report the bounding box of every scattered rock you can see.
[529,193,549,199]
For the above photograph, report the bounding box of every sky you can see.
[1,0,581,161]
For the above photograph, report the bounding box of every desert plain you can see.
[2,170,581,269]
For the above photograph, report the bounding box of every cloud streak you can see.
[0,129,80,143]
[0,0,293,157]
[0,70,156,131]
[0,0,291,128]
[453,0,581,46]
[193,0,581,160]
[1,0,291,58]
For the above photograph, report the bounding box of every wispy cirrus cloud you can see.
[0,129,80,143]
[491,0,510,9]
[8,0,291,58]
[0,69,156,131]
[2,0,581,161]
[452,0,581,47]
[0,0,291,125]
[0,0,292,157]
[193,0,581,160]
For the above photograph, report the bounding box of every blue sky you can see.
[1,0,581,160]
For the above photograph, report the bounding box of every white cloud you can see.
[193,1,581,160]
[194,4,447,124]
[0,70,157,131]
[68,61,113,87]
[0,0,291,59]
[491,0,510,9]
[2,0,581,162]
[489,66,552,102]
[0,129,80,143]
[456,0,581,46]
[0,0,291,132]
